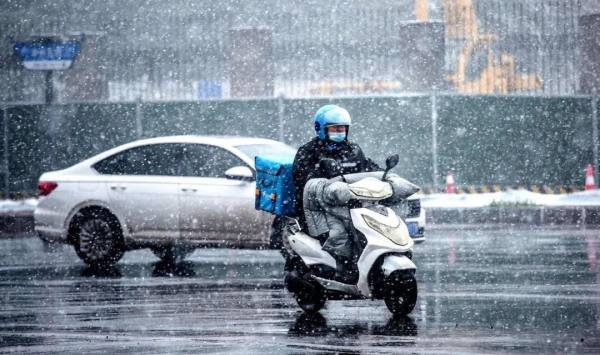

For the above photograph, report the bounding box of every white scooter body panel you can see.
[351,207,415,297]
[288,231,337,269]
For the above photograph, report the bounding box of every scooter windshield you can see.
[348,177,393,200]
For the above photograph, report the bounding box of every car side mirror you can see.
[225,166,254,181]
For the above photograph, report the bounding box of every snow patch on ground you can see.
[0,198,38,213]
[420,190,600,208]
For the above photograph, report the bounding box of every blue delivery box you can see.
[255,154,296,216]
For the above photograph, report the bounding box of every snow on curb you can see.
[0,198,38,213]
[419,189,600,209]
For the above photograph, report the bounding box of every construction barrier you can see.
[420,185,590,195]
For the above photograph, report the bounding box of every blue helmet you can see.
[313,105,352,141]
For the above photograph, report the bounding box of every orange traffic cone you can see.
[585,164,596,190]
[445,170,456,193]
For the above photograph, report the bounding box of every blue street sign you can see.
[197,80,223,99]
[13,41,81,70]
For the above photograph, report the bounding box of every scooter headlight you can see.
[362,214,411,246]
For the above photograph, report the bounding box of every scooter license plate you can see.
[406,222,418,236]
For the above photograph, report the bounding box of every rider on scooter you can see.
[292,105,380,282]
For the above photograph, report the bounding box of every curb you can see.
[0,211,35,237]
[426,206,600,226]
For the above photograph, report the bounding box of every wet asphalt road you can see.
[0,228,599,354]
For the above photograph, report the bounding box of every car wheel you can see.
[72,210,125,267]
[151,245,193,263]
[384,270,417,316]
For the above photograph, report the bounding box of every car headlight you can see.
[362,214,411,246]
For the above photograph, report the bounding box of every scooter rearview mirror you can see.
[385,154,399,170]
[382,154,399,181]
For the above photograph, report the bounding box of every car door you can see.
[94,143,182,240]
[178,144,263,246]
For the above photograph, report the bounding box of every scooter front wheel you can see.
[384,271,417,316]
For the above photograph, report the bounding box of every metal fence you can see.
[2,94,598,197]
[0,0,586,103]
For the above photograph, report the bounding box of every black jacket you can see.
[292,137,380,222]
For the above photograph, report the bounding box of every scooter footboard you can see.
[381,254,416,277]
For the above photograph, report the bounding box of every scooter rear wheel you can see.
[295,281,326,314]
[384,271,417,316]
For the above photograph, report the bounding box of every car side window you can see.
[94,144,182,176]
[181,144,247,178]
[179,144,211,177]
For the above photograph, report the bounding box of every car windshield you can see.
[234,143,297,162]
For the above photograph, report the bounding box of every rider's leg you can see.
[323,234,358,284]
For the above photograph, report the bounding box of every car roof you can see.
[65,135,290,172]
[129,135,283,147]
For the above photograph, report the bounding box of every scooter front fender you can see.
[381,255,416,277]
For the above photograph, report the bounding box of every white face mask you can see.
[328,132,346,142]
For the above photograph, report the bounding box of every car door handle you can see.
[182,187,197,193]
[110,185,127,191]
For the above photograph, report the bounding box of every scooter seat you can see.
[296,229,328,246]
[314,232,329,246]
[283,216,328,246]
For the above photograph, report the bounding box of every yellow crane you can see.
[310,0,542,96]
[438,0,542,94]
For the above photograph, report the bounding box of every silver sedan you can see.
[34,135,425,266]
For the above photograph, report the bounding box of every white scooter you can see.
[282,155,418,315]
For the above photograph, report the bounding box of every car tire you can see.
[151,245,194,263]
[71,209,125,267]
